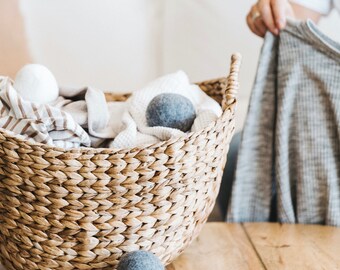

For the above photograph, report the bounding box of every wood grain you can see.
[0,0,31,77]
[295,224,340,268]
[1,222,340,269]
[244,223,340,270]
[167,223,265,270]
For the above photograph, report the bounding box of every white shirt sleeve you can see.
[290,0,333,15]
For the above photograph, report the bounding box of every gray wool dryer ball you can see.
[146,93,196,132]
[117,251,164,270]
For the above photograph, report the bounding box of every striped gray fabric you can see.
[227,20,340,226]
[0,77,91,148]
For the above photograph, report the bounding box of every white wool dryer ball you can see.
[13,64,59,104]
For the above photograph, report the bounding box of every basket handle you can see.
[222,53,242,110]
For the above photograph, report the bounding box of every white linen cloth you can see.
[51,70,222,149]
[0,71,222,149]
[51,86,124,147]
[110,70,222,148]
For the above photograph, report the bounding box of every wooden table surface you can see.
[167,222,340,270]
[0,222,338,270]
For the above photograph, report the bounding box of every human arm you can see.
[246,0,325,37]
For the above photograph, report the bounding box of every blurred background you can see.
[1,0,340,131]
[0,0,340,222]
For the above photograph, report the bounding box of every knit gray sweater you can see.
[227,20,340,226]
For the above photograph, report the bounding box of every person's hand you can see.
[247,0,295,37]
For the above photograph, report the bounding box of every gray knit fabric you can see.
[227,20,340,226]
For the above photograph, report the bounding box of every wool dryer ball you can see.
[117,251,164,270]
[13,64,59,104]
[146,93,196,132]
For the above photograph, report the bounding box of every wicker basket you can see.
[0,54,241,270]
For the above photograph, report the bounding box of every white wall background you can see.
[19,0,340,130]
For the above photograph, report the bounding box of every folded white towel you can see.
[109,71,222,148]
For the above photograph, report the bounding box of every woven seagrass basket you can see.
[0,53,241,270]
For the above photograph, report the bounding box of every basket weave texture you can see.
[0,54,241,270]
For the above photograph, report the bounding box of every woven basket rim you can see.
[0,99,235,154]
[0,53,241,154]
